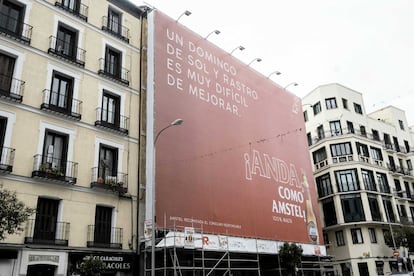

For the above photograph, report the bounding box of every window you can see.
[399,119,404,130]
[107,8,121,35]
[322,198,337,226]
[49,71,73,112]
[325,97,337,109]
[312,147,327,164]
[0,52,15,96]
[351,228,363,244]
[101,90,120,127]
[384,133,392,148]
[323,232,329,247]
[336,169,359,192]
[362,169,376,191]
[354,102,363,114]
[394,179,403,197]
[42,129,68,175]
[331,142,352,162]
[98,143,118,181]
[316,125,325,140]
[370,146,383,161]
[307,132,312,146]
[368,196,381,221]
[105,46,121,78]
[342,98,348,109]
[357,263,369,275]
[313,101,321,115]
[372,129,380,141]
[316,173,333,197]
[407,159,413,171]
[404,140,410,153]
[94,205,113,245]
[404,181,411,199]
[359,125,366,137]
[377,173,390,193]
[330,120,342,136]
[356,142,369,157]
[56,23,77,58]
[383,199,395,222]
[33,197,59,242]
[398,204,407,218]
[392,136,400,152]
[346,121,354,134]
[0,0,25,36]
[341,194,365,222]
[303,110,308,122]
[335,230,345,246]
[376,261,384,275]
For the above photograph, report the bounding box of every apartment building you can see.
[303,83,414,275]
[0,0,146,275]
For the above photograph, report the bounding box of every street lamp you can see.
[151,118,183,276]
[230,45,245,55]
[204,30,220,40]
[284,82,298,90]
[266,71,282,79]
[176,10,191,22]
[247,57,262,66]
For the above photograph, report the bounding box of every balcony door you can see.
[94,206,112,245]
[0,52,15,95]
[33,198,59,241]
[42,130,68,173]
[0,0,24,36]
[108,8,121,34]
[105,47,121,78]
[62,0,80,13]
[56,24,77,58]
[101,91,120,127]
[50,71,73,112]
[98,144,118,180]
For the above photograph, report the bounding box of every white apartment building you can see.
[303,83,414,276]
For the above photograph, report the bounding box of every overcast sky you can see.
[134,0,414,126]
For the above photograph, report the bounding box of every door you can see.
[101,91,120,127]
[105,47,121,77]
[94,206,112,245]
[0,0,24,35]
[98,144,118,179]
[33,198,59,241]
[56,25,77,58]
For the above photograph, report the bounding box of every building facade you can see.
[303,83,414,275]
[0,0,145,275]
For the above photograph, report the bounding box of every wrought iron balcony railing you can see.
[98,58,130,85]
[87,225,122,249]
[48,36,86,66]
[0,73,25,102]
[54,0,88,21]
[0,147,15,172]
[101,16,129,42]
[41,89,82,120]
[94,107,129,135]
[90,167,128,194]
[32,154,78,183]
[0,11,32,43]
[25,218,70,246]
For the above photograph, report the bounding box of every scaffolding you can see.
[142,222,336,276]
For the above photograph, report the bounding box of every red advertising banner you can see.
[152,10,322,245]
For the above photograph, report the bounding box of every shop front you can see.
[68,252,135,276]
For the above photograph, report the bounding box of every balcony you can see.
[55,0,88,21]
[0,147,15,172]
[24,219,70,246]
[87,225,122,249]
[40,89,82,120]
[101,16,129,42]
[94,107,129,135]
[98,58,129,85]
[309,128,383,147]
[0,11,32,44]
[32,154,78,183]
[48,36,86,66]
[90,167,128,194]
[0,74,25,102]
